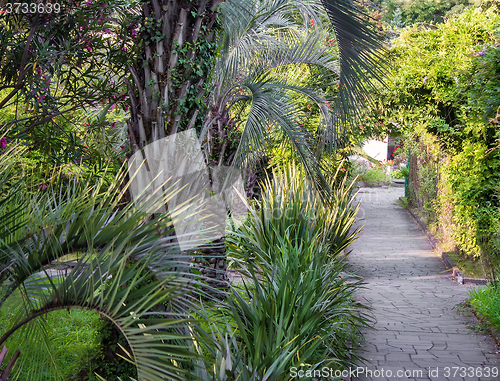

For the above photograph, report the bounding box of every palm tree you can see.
[125,0,220,150]
[0,143,217,380]
[124,0,385,287]
[0,0,385,378]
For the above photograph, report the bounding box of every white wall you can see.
[362,138,388,161]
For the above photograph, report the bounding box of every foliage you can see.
[0,293,102,381]
[361,166,390,186]
[378,0,493,26]
[0,0,385,378]
[0,147,220,380]
[351,160,391,186]
[230,163,359,258]
[470,285,500,332]
[362,8,500,274]
[223,163,368,379]
[391,166,409,179]
[78,319,137,381]
[0,1,132,176]
[360,8,500,139]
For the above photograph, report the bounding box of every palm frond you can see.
[321,0,387,152]
[0,153,224,379]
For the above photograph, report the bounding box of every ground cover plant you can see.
[470,285,500,335]
[0,293,102,381]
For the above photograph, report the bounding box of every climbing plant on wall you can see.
[363,7,500,277]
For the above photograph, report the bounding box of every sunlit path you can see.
[349,187,500,381]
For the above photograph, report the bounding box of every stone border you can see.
[402,199,489,286]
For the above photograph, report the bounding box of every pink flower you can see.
[0,137,6,149]
[360,125,365,129]
[111,122,116,128]
[325,102,330,108]
[86,1,92,6]
[38,183,47,190]
[124,104,130,111]
[120,145,125,149]
[309,19,315,26]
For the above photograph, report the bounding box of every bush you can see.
[392,166,409,179]
[470,286,500,332]
[225,163,369,378]
[352,162,391,186]
[74,319,137,381]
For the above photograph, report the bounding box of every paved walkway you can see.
[348,187,500,381]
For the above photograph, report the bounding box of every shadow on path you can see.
[348,187,500,381]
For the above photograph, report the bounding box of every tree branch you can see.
[16,106,79,136]
[0,14,40,110]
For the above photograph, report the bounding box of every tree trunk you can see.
[0,345,21,381]
[127,0,220,150]
[127,0,228,290]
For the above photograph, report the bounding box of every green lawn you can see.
[0,291,102,381]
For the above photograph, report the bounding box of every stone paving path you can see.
[348,187,500,381]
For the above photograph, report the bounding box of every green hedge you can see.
[364,7,500,277]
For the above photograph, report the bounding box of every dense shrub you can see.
[363,8,500,276]
[225,164,369,378]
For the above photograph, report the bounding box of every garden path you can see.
[348,187,500,381]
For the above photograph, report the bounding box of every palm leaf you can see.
[321,0,387,151]
[0,156,223,379]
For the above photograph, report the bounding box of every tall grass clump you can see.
[225,163,370,379]
[470,286,500,332]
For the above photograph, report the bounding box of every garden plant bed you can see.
[469,303,500,350]
[403,200,489,286]
[445,250,487,279]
